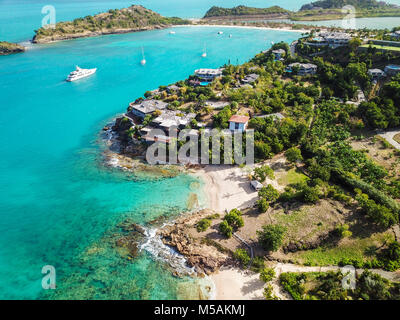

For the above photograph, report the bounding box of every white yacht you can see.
[217,31,223,35]
[66,66,96,82]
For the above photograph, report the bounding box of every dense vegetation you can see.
[300,0,398,10]
[280,270,400,300]
[203,2,400,21]
[204,5,289,18]
[33,5,190,43]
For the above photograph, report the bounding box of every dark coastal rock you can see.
[112,116,134,133]
[115,236,139,258]
[158,211,230,275]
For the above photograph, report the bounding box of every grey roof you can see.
[289,63,317,69]
[167,85,180,91]
[242,73,259,83]
[272,49,285,54]
[131,100,168,115]
[152,110,196,128]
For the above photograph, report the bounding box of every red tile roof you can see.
[229,115,250,123]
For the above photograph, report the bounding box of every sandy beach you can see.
[193,163,284,213]
[193,165,258,212]
[175,23,310,34]
[210,268,265,300]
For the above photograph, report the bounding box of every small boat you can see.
[201,43,207,58]
[140,47,146,65]
[66,66,96,82]
[271,41,275,45]
[229,34,232,38]
[169,31,176,34]
[217,31,223,35]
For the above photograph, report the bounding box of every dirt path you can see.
[379,129,400,150]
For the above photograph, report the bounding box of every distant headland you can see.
[203,1,400,22]
[32,5,191,44]
[0,41,25,55]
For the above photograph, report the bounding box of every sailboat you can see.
[201,43,207,58]
[140,47,146,65]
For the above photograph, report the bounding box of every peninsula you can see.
[106,28,400,300]
[32,5,191,44]
[0,41,25,55]
[203,1,400,22]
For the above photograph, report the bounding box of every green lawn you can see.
[360,44,400,52]
[278,168,309,186]
[289,232,394,266]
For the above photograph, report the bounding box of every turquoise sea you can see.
[1,0,400,300]
[2,0,400,42]
[0,17,301,298]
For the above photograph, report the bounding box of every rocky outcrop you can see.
[114,220,147,259]
[0,41,25,55]
[158,210,231,275]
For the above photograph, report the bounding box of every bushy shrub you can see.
[285,147,303,163]
[251,256,265,272]
[334,224,352,238]
[279,273,306,300]
[257,225,286,252]
[224,209,244,229]
[254,165,275,182]
[256,198,269,213]
[233,249,251,267]
[219,220,233,238]
[260,267,276,283]
[196,218,211,232]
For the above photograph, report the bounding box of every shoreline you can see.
[176,23,310,34]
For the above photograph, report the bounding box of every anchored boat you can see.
[66,66,97,82]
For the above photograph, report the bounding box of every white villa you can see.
[129,99,168,119]
[286,63,317,76]
[272,49,285,60]
[368,68,386,79]
[195,68,223,81]
[228,115,250,132]
[318,32,352,48]
[152,110,196,130]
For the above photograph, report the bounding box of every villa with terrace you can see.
[286,63,317,76]
[241,73,259,85]
[151,110,196,130]
[272,49,285,60]
[195,68,223,81]
[317,32,352,48]
[129,99,168,119]
[368,68,386,80]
